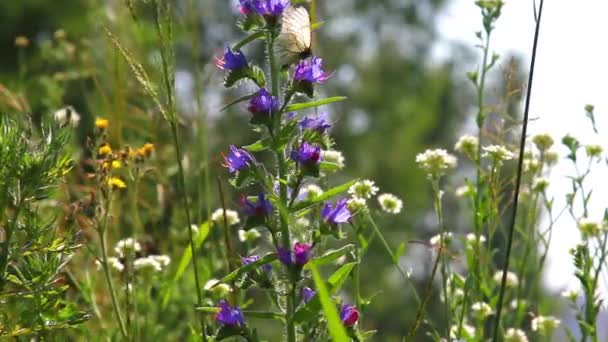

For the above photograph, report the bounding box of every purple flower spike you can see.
[223,145,254,173]
[299,113,331,133]
[277,247,292,266]
[302,287,316,303]
[216,300,246,326]
[291,142,322,165]
[215,48,248,71]
[293,242,312,266]
[242,254,272,272]
[251,0,290,17]
[340,304,359,327]
[248,88,279,117]
[294,57,331,84]
[241,193,273,218]
[322,198,352,225]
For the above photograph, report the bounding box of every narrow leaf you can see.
[221,93,255,112]
[234,31,265,50]
[285,96,347,112]
[305,244,355,269]
[293,179,357,211]
[309,263,349,342]
[217,253,277,284]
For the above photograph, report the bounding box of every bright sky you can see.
[435,0,608,294]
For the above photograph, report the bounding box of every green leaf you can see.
[234,31,265,50]
[305,244,355,269]
[217,253,277,284]
[243,138,271,152]
[309,263,349,342]
[394,242,406,264]
[327,262,356,292]
[241,310,284,321]
[285,96,347,112]
[247,65,266,88]
[292,179,357,211]
[162,222,210,308]
[221,93,255,112]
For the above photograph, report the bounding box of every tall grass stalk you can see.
[492,1,545,339]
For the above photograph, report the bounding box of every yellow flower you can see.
[95,118,109,130]
[15,36,30,48]
[111,160,122,169]
[137,143,155,158]
[108,177,127,189]
[98,143,112,156]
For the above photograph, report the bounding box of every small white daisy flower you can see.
[149,254,171,268]
[493,271,519,288]
[301,184,323,199]
[238,228,261,242]
[504,328,528,342]
[377,193,403,214]
[114,238,141,258]
[531,134,554,152]
[454,134,479,157]
[416,149,457,176]
[471,302,493,319]
[347,197,367,212]
[531,315,561,334]
[211,209,240,226]
[449,322,475,339]
[482,145,515,164]
[348,179,379,199]
[321,150,345,168]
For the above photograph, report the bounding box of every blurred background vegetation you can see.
[0,0,529,340]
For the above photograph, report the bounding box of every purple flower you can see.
[215,48,248,71]
[340,304,359,327]
[223,145,254,173]
[250,0,290,17]
[299,114,331,133]
[248,88,279,117]
[278,242,312,266]
[216,300,245,326]
[238,0,255,14]
[294,57,331,84]
[322,198,352,225]
[242,254,272,272]
[301,287,316,303]
[291,142,322,165]
[241,193,273,218]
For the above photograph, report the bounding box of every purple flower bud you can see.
[216,300,246,326]
[238,0,255,14]
[215,47,248,71]
[223,145,254,173]
[294,57,331,84]
[293,242,312,266]
[340,304,359,327]
[299,113,331,133]
[250,0,290,17]
[241,193,273,218]
[322,198,352,225]
[291,142,322,165]
[242,254,272,272]
[278,242,312,266]
[301,287,316,303]
[248,88,279,117]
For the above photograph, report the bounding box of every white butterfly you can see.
[278,5,312,66]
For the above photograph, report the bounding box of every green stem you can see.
[98,194,128,339]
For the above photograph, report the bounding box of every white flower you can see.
[450,323,475,339]
[149,254,171,268]
[493,271,519,288]
[53,106,80,127]
[238,228,261,242]
[561,287,580,301]
[301,184,323,199]
[471,302,493,319]
[429,232,453,247]
[321,150,345,168]
[532,134,554,151]
[504,328,528,342]
[416,149,457,176]
[134,256,162,272]
[532,177,550,192]
[482,145,515,164]
[465,233,486,249]
[97,257,124,272]
[531,315,561,334]
[455,185,473,197]
[523,158,540,173]
[377,193,403,214]
[114,238,141,258]
[347,197,367,212]
[211,209,240,226]
[454,134,479,157]
[348,179,379,199]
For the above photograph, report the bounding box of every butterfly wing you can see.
[278,5,312,65]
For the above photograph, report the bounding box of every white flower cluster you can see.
[454,134,479,158]
[578,218,605,238]
[493,270,519,288]
[416,149,457,176]
[465,233,487,249]
[211,208,240,226]
[302,184,323,199]
[53,106,81,127]
[471,302,493,319]
[482,145,515,165]
[133,254,171,272]
[238,228,261,243]
[114,238,141,258]
[449,323,475,339]
[504,328,528,342]
[377,193,403,215]
[97,238,170,275]
[348,179,379,199]
[321,150,345,169]
[531,315,561,334]
[429,232,453,247]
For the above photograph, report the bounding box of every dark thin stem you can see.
[491,1,544,340]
